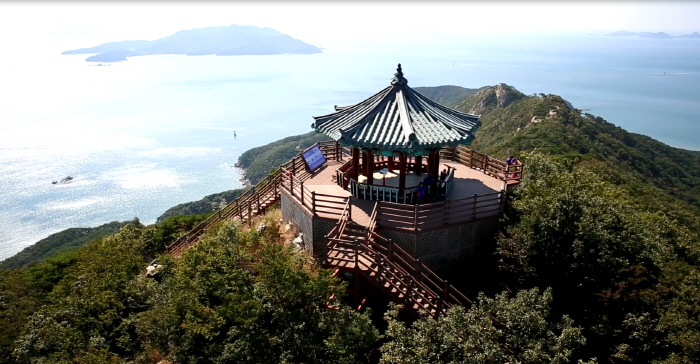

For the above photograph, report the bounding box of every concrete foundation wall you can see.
[379,218,499,268]
[283,191,500,268]
[281,192,314,253]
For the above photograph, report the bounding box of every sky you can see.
[1,1,700,53]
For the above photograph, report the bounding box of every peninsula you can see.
[62,23,322,62]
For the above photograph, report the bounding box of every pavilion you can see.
[312,64,481,203]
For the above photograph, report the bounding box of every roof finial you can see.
[391,63,408,87]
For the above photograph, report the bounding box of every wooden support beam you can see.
[415,155,423,176]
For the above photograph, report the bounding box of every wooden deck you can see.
[300,159,505,227]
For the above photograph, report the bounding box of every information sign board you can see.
[302,145,327,172]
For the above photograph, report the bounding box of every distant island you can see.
[62,23,322,62]
[606,30,700,39]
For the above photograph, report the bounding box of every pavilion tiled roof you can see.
[313,64,480,154]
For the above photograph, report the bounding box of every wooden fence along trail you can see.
[166,141,521,318]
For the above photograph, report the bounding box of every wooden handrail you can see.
[440,145,523,183]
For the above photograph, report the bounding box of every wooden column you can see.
[364,149,374,185]
[415,155,423,176]
[389,155,395,171]
[351,147,360,181]
[399,152,407,190]
[433,148,441,177]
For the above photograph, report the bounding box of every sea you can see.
[1,33,699,260]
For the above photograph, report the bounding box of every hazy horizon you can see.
[3,2,700,53]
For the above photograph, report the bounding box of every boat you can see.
[52,176,73,185]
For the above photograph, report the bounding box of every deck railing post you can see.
[472,193,478,219]
[237,200,243,220]
[218,209,221,219]
[403,276,412,303]
[388,239,394,261]
[414,259,421,281]
[300,181,304,206]
[289,174,293,195]
[248,201,252,226]
[439,280,449,313]
[469,149,474,168]
[311,191,316,214]
[348,196,352,220]
[354,239,359,270]
[413,204,419,231]
[255,187,260,212]
[499,189,506,213]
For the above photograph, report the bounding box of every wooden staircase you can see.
[324,201,473,318]
[167,170,283,257]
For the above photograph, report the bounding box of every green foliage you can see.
[138,218,380,363]
[380,288,592,364]
[0,221,125,269]
[157,188,246,223]
[2,211,380,363]
[13,224,152,363]
[24,250,79,292]
[237,131,329,185]
[0,269,44,362]
[497,152,700,362]
[141,212,211,259]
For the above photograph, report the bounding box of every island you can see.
[606,30,700,39]
[62,23,322,62]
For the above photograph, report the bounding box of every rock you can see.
[293,233,304,248]
[145,263,163,277]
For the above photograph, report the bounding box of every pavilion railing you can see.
[440,145,522,183]
[280,166,348,220]
[375,190,506,231]
[279,141,512,229]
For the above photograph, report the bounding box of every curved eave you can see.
[312,82,481,152]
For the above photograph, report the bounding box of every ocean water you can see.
[1,34,699,260]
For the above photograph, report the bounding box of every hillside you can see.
[156,188,246,223]
[0,221,125,269]
[452,84,700,213]
[62,23,321,62]
[412,85,480,108]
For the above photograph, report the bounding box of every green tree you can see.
[380,288,592,364]
[496,152,700,362]
[137,218,380,364]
